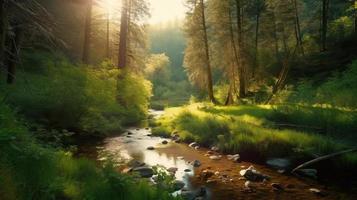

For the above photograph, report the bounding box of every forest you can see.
[0,0,357,200]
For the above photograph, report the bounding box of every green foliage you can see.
[282,60,357,108]
[0,103,177,200]
[0,52,152,135]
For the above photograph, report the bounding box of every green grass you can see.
[153,103,357,169]
[0,104,178,200]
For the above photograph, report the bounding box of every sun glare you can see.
[101,0,185,24]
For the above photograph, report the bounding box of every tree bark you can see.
[106,12,110,59]
[118,0,128,69]
[253,7,260,78]
[235,0,246,98]
[321,0,329,52]
[0,0,6,67]
[82,0,92,64]
[7,26,23,84]
[293,0,304,55]
[199,0,216,103]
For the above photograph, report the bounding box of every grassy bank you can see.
[152,103,357,172]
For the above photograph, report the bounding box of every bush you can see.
[0,52,152,135]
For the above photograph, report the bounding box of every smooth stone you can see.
[214,171,220,176]
[192,160,201,167]
[211,146,219,151]
[206,179,217,184]
[266,158,291,169]
[189,142,199,148]
[194,146,200,150]
[309,188,327,196]
[245,181,253,188]
[147,146,155,150]
[209,155,222,160]
[240,166,269,182]
[297,169,318,179]
[227,154,240,162]
[132,167,154,178]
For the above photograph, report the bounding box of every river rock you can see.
[214,171,220,176]
[173,180,185,191]
[177,156,184,160]
[192,160,201,167]
[194,146,200,150]
[296,169,318,179]
[245,181,253,188]
[184,169,192,172]
[271,183,284,191]
[209,155,222,160]
[132,167,154,178]
[309,188,327,196]
[266,158,291,170]
[206,151,214,155]
[200,169,214,179]
[189,142,199,148]
[167,167,178,174]
[206,179,217,184]
[211,146,219,152]
[239,166,269,181]
[227,154,240,162]
[162,140,168,144]
[147,146,155,150]
[127,132,133,135]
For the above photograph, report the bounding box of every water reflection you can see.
[99,127,194,182]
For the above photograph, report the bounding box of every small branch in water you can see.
[292,148,357,174]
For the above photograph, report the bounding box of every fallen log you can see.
[292,148,357,173]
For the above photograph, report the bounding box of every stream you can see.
[76,110,356,200]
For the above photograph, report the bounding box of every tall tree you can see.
[0,0,6,69]
[6,25,22,84]
[235,0,247,98]
[321,0,329,52]
[82,0,93,64]
[118,0,128,69]
[184,0,217,103]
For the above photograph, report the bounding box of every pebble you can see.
[146,146,155,150]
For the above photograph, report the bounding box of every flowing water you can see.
[76,110,357,200]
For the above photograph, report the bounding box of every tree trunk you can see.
[118,0,128,69]
[106,12,110,59]
[82,0,92,64]
[0,0,6,67]
[321,0,329,52]
[253,8,260,78]
[236,0,246,98]
[200,0,216,103]
[7,26,23,84]
[293,0,304,55]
